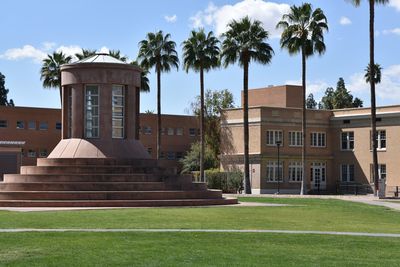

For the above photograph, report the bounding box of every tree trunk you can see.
[200,67,205,182]
[300,48,308,195]
[369,0,379,196]
[243,59,251,194]
[157,65,162,160]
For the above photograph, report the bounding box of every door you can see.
[311,162,326,191]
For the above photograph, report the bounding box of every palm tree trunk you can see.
[157,66,162,160]
[243,59,251,194]
[200,67,205,182]
[370,0,379,196]
[301,48,307,195]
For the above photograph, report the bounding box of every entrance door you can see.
[311,162,326,191]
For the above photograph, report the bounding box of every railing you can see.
[337,183,374,195]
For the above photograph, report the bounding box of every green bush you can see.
[192,169,243,193]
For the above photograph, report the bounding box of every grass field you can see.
[0,197,399,266]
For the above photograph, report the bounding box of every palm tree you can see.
[277,3,328,195]
[75,49,97,60]
[365,63,382,84]
[138,31,179,159]
[40,51,72,103]
[348,0,388,195]
[182,29,220,182]
[109,50,128,62]
[221,16,274,194]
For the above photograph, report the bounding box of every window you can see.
[341,132,354,150]
[189,128,196,136]
[311,132,326,147]
[56,122,62,130]
[341,164,355,182]
[266,130,283,146]
[288,162,303,182]
[176,128,183,136]
[27,149,36,158]
[16,121,25,129]
[0,120,7,128]
[167,152,175,160]
[377,130,386,150]
[370,164,386,182]
[343,120,351,124]
[39,122,48,130]
[39,149,48,158]
[147,147,152,155]
[112,85,124,139]
[289,131,302,147]
[85,85,100,138]
[167,128,174,136]
[161,128,166,135]
[143,126,152,135]
[28,121,36,130]
[266,161,283,182]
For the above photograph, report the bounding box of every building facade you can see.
[221,85,400,195]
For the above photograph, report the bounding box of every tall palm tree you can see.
[365,63,382,84]
[277,3,328,195]
[182,29,220,182]
[348,0,389,195]
[138,31,179,159]
[221,16,274,194]
[75,49,97,60]
[40,51,72,103]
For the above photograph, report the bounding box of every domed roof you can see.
[73,53,127,64]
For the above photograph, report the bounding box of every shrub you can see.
[192,169,243,193]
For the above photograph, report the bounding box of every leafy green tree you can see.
[353,97,363,108]
[40,51,72,103]
[0,72,14,106]
[347,0,389,195]
[306,93,317,109]
[180,142,218,174]
[332,78,354,108]
[75,49,96,60]
[182,29,220,182]
[320,87,334,110]
[277,3,328,195]
[190,89,235,163]
[138,31,179,159]
[221,16,274,194]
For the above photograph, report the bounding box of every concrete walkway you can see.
[0,228,399,238]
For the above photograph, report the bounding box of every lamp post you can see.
[276,140,282,194]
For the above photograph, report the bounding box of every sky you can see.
[0,0,399,114]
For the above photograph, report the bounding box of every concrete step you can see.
[4,174,162,183]
[37,158,158,167]
[20,165,158,175]
[0,198,238,207]
[0,190,223,200]
[0,182,166,191]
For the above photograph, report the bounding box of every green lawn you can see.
[1,197,399,266]
[1,232,399,267]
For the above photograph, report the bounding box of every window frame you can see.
[266,130,284,146]
[288,131,303,147]
[266,161,284,183]
[111,84,125,139]
[84,84,100,139]
[340,164,355,182]
[310,132,326,148]
[341,131,354,151]
[288,161,303,182]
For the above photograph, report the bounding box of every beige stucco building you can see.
[221,85,400,196]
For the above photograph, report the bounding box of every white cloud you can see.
[42,42,56,51]
[383,28,400,36]
[189,0,290,37]
[348,64,400,100]
[98,46,110,54]
[285,79,329,95]
[389,0,400,11]
[339,16,352,25]
[56,45,82,59]
[0,45,47,63]
[164,14,177,23]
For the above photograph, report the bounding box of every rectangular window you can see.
[85,85,100,138]
[39,122,48,130]
[176,128,183,136]
[39,149,48,158]
[16,121,25,129]
[341,132,354,150]
[56,122,62,130]
[266,130,283,146]
[377,130,386,150]
[0,120,7,128]
[27,149,36,158]
[266,161,283,182]
[167,152,175,160]
[112,85,124,139]
[311,132,326,147]
[143,126,152,135]
[341,164,355,182]
[288,162,303,182]
[28,121,36,130]
[189,128,196,136]
[289,131,302,147]
[370,164,386,182]
[167,128,174,136]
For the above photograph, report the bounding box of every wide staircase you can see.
[0,158,237,207]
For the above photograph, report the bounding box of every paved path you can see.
[0,228,399,238]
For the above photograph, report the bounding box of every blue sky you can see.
[0,0,399,114]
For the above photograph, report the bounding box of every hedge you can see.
[192,169,243,193]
